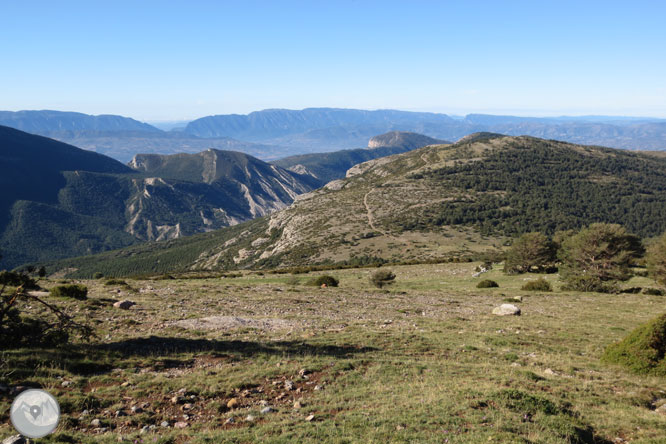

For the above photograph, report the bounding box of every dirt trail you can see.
[363,189,396,239]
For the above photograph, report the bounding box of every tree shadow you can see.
[1,336,380,388]
[99,335,379,359]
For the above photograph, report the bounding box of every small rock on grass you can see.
[492,304,521,316]
[260,406,274,414]
[113,300,135,310]
[245,415,255,422]
[305,414,315,422]
[174,421,188,429]
[227,398,239,409]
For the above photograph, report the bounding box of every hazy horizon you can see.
[2,106,666,126]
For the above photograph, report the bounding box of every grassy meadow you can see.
[1,263,665,443]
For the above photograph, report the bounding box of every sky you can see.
[1,0,665,121]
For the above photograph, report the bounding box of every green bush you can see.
[308,275,339,287]
[370,270,396,288]
[476,279,499,288]
[521,278,552,292]
[93,272,104,279]
[560,275,615,293]
[643,288,664,296]
[50,284,88,300]
[104,279,127,286]
[602,313,666,375]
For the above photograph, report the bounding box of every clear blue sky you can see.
[1,0,665,120]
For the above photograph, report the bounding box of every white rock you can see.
[492,304,521,316]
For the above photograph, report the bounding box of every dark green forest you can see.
[406,140,666,237]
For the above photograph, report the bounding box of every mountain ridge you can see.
[44,134,666,277]
[0,127,317,269]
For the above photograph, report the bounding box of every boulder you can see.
[492,304,521,316]
[113,300,135,310]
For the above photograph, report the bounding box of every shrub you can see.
[1,271,92,346]
[559,223,644,292]
[50,284,88,300]
[521,278,552,292]
[602,313,666,375]
[308,275,339,287]
[476,279,499,288]
[93,272,104,279]
[104,279,127,286]
[504,232,557,274]
[643,288,664,296]
[370,270,396,288]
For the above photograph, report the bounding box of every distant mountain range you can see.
[0,126,317,269]
[45,134,666,277]
[3,109,666,163]
[273,131,447,183]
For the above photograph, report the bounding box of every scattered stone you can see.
[655,403,666,415]
[130,406,143,414]
[160,420,170,427]
[245,414,255,422]
[225,416,235,424]
[182,403,193,410]
[293,401,303,409]
[284,380,295,391]
[90,418,101,427]
[396,425,405,431]
[298,368,310,377]
[314,385,323,391]
[61,380,72,387]
[171,396,182,404]
[492,304,521,316]
[259,400,269,407]
[2,435,27,444]
[80,409,89,417]
[113,300,135,310]
[174,421,188,429]
[140,426,150,434]
[260,406,274,414]
[227,398,239,409]
[544,368,558,376]
[511,296,523,302]
[305,414,315,422]
[115,409,127,417]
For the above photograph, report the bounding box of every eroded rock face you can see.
[492,304,521,316]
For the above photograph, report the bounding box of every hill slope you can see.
[273,131,447,183]
[47,135,666,277]
[0,128,317,269]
